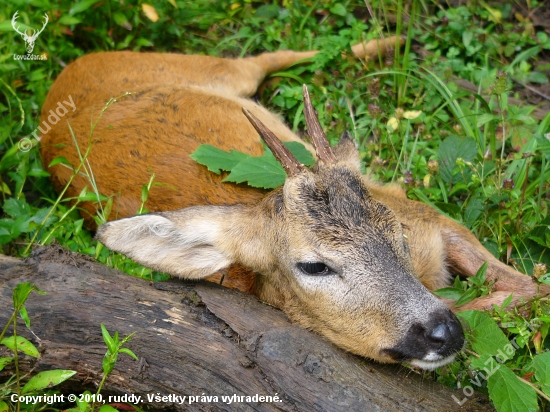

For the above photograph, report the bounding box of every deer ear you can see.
[96,206,271,279]
[333,131,361,170]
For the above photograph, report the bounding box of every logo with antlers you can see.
[12,11,49,55]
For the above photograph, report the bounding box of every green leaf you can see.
[99,406,119,412]
[136,38,154,47]
[457,310,510,356]
[509,46,540,69]
[464,196,484,225]
[283,142,315,166]
[470,353,493,370]
[191,142,313,188]
[527,71,548,84]
[471,261,488,286]
[224,155,285,189]
[462,31,473,48]
[0,143,28,173]
[3,197,30,218]
[455,287,479,307]
[19,306,30,328]
[21,370,77,393]
[190,145,248,175]
[58,15,81,25]
[487,365,537,412]
[0,218,18,244]
[70,0,102,15]
[511,115,536,125]
[74,391,93,411]
[0,357,13,372]
[73,191,107,202]
[119,347,139,361]
[102,352,117,375]
[13,283,46,311]
[433,287,464,300]
[330,4,347,16]
[533,351,550,385]
[254,4,281,19]
[49,156,72,167]
[100,324,116,353]
[0,336,40,358]
[113,12,132,31]
[438,135,478,183]
[501,293,513,309]
[28,207,58,228]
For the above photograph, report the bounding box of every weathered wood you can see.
[0,247,493,411]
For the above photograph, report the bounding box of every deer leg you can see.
[249,35,404,74]
[230,35,404,98]
[440,222,550,310]
[441,292,547,313]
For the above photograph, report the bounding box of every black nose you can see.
[428,323,448,342]
[383,310,465,362]
[424,313,464,353]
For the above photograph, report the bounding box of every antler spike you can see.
[302,85,336,164]
[242,107,304,177]
[11,11,25,36]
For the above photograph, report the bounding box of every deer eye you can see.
[298,262,330,276]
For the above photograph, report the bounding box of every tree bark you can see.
[0,246,493,411]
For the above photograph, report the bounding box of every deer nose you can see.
[428,323,448,342]
[383,310,464,365]
[425,313,464,353]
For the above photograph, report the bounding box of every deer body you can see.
[40,36,546,368]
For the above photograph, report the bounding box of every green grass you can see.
[1,0,550,410]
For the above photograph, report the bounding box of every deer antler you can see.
[242,107,304,177]
[11,11,26,37]
[302,85,336,164]
[11,12,49,54]
[33,13,49,39]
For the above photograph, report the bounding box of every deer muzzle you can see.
[383,308,465,370]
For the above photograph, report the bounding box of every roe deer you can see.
[40,36,548,368]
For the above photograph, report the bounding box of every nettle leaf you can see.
[3,197,31,218]
[281,142,315,167]
[192,142,314,189]
[457,310,510,356]
[437,135,477,183]
[533,351,550,387]
[487,364,537,412]
[190,145,248,175]
[224,156,285,189]
[470,353,493,371]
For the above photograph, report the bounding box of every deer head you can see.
[12,11,48,54]
[97,86,464,369]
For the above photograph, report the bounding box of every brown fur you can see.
[40,36,547,367]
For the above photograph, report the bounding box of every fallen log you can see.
[0,246,493,411]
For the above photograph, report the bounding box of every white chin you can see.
[409,354,457,370]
